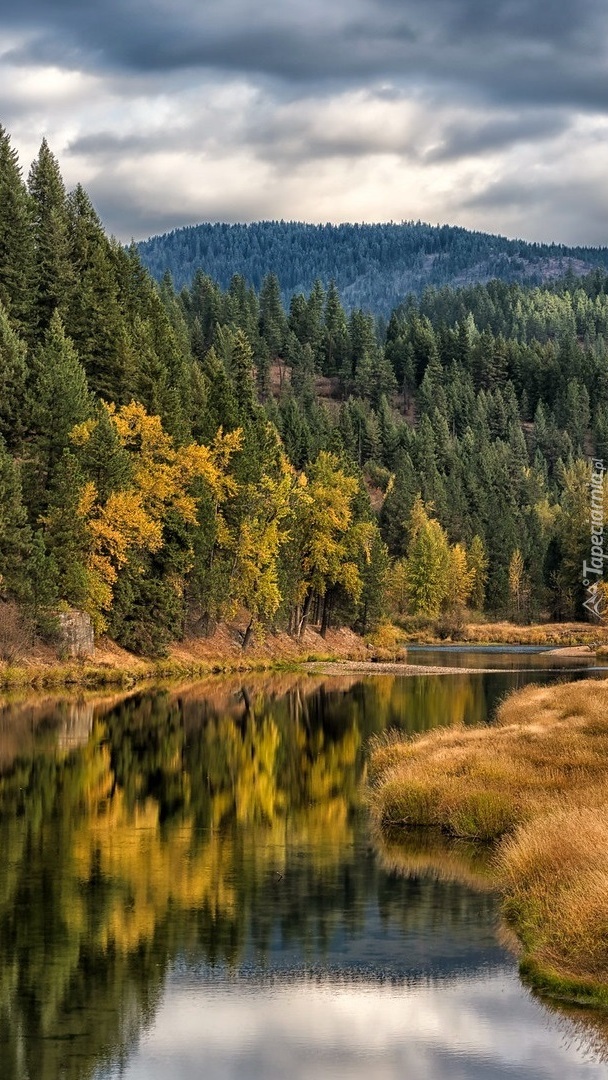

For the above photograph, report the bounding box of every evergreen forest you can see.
[0,124,607,657]
[138,220,608,315]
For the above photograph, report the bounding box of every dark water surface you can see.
[1,661,607,1079]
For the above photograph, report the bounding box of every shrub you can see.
[435,606,466,641]
[0,602,33,663]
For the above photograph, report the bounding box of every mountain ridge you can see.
[137,219,608,315]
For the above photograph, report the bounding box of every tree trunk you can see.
[297,591,314,638]
[241,617,254,649]
[320,591,332,638]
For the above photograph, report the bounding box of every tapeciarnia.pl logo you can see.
[582,458,606,622]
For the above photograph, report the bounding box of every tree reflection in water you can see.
[0,671,604,1079]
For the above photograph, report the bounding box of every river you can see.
[1,653,607,1079]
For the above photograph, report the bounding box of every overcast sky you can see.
[2,0,608,244]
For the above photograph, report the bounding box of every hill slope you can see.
[138,220,608,315]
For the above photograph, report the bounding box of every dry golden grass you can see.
[0,622,369,690]
[499,808,608,991]
[396,617,608,647]
[460,621,608,646]
[368,678,608,1002]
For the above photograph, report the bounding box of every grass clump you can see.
[368,678,608,1004]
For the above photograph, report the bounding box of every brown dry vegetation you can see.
[0,620,368,690]
[397,617,608,647]
[460,621,608,647]
[368,678,608,1004]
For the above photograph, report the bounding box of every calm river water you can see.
[1,655,607,1079]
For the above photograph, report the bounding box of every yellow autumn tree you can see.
[288,452,375,636]
[225,455,295,646]
[467,534,489,611]
[385,558,409,617]
[508,547,529,621]
[70,402,241,630]
[403,496,451,617]
[445,542,476,610]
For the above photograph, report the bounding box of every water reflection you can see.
[118,976,608,1080]
[0,670,606,1079]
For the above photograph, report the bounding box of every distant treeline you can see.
[138,219,608,315]
[0,123,606,657]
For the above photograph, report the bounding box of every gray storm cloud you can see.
[2,0,608,242]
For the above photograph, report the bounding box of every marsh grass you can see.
[0,646,365,691]
[368,678,608,1003]
[395,617,608,646]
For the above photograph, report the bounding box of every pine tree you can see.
[416,344,446,416]
[42,450,91,610]
[75,404,132,502]
[369,349,398,407]
[0,126,33,329]
[323,281,348,376]
[28,139,72,339]
[198,346,239,436]
[0,438,33,602]
[356,528,389,634]
[379,452,417,557]
[259,273,286,359]
[64,184,127,400]
[303,279,325,364]
[189,270,222,349]
[0,303,29,450]
[279,396,312,469]
[231,329,258,420]
[31,311,92,492]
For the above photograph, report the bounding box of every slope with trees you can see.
[0,123,607,662]
[138,220,608,316]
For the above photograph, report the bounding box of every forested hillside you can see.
[138,220,608,315]
[0,124,606,659]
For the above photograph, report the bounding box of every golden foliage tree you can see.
[70,402,241,630]
[288,452,374,636]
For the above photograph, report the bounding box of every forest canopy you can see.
[138,220,608,316]
[0,124,607,656]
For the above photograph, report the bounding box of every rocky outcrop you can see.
[57,610,95,659]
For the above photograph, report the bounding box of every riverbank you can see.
[3,616,607,691]
[368,678,608,1007]
[0,623,369,690]
[400,619,608,647]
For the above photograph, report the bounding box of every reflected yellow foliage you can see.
[1,673,606,1079]
[73,792,238,951]
[0,685,364,978]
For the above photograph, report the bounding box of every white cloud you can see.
[4,6,608,246]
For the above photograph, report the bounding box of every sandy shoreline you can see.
[307,660,518,676]
[306,650,601,677]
